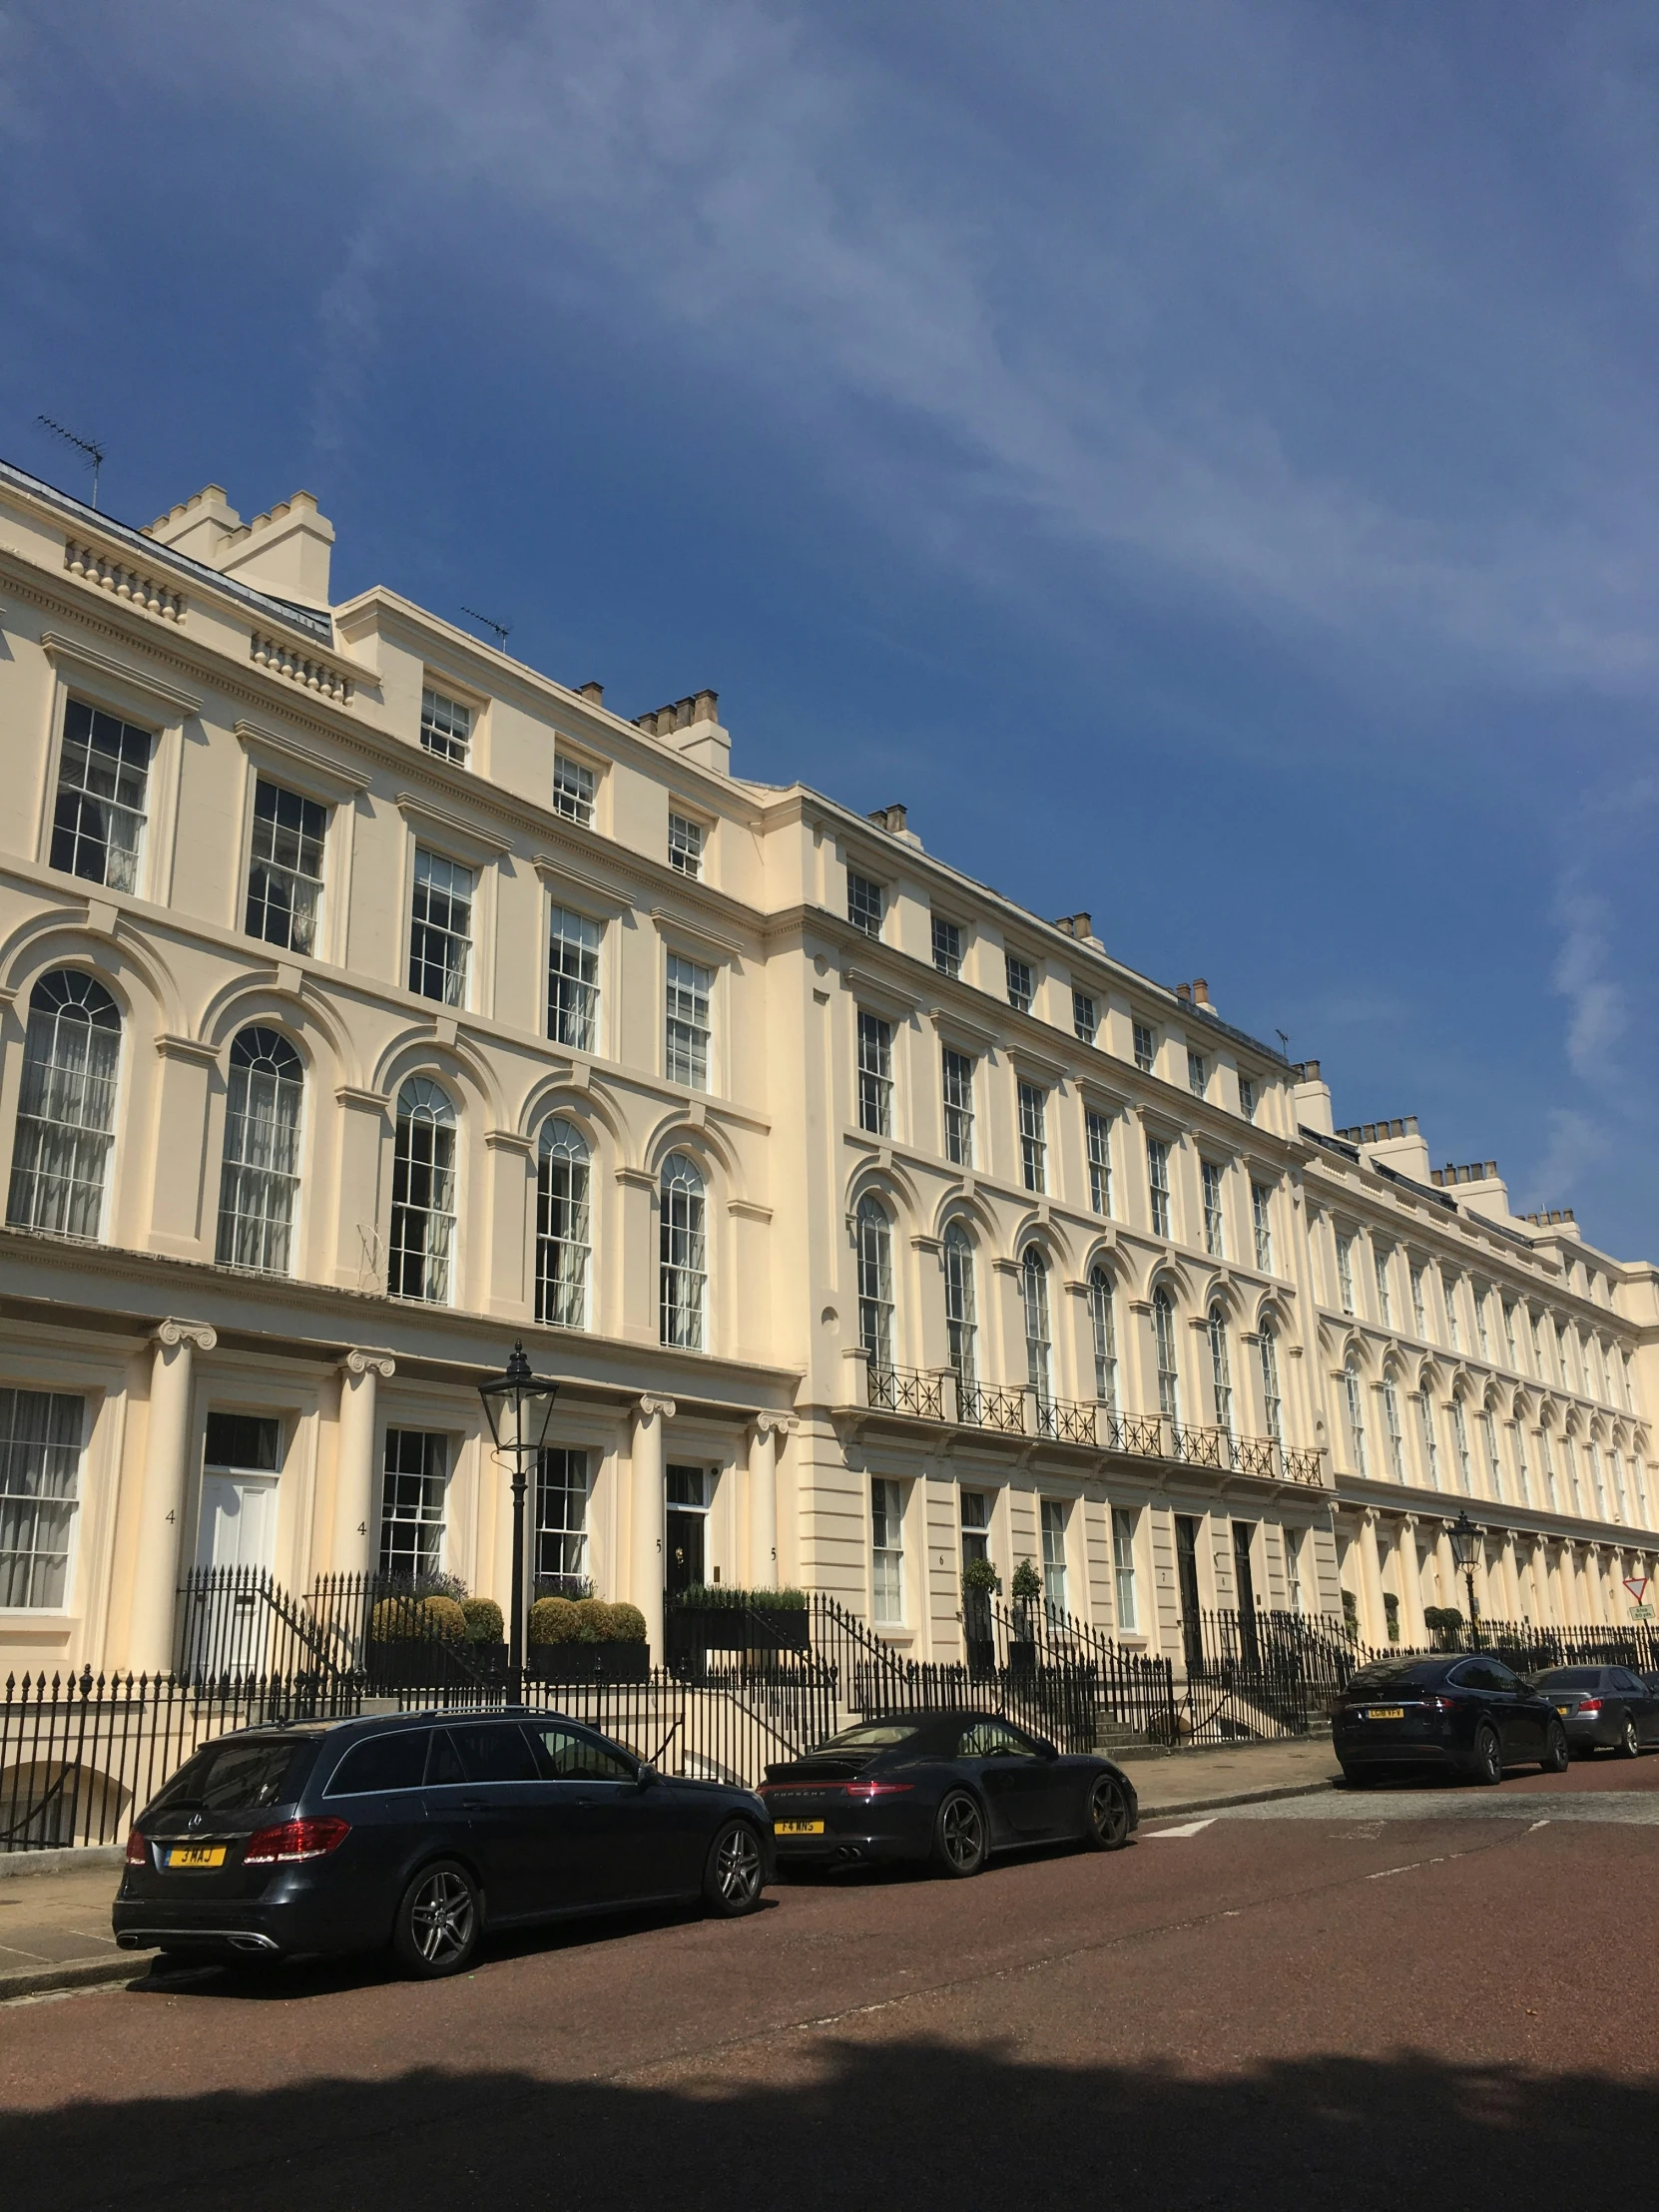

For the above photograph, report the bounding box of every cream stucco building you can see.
[1,455,1654,1684]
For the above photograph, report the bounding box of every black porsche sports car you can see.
[758,1710,1138,1876]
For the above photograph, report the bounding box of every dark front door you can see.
[666,1509,705,1597]
[1232,1522,1259,1665]
[1176,1516,1204,1671]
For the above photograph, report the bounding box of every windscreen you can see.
[149,1736,319,1815]
[1344,1660,1446,1694]
[1533,1668,1604,1689]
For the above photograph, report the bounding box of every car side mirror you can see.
[636,1764,660,1790]
[1037,1739,1058,1760]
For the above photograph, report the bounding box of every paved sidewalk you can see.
[1119,1733,1341,1818]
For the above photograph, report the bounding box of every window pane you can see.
[378,1429,448,1580]
[215,1027,303,1275]
[408,848,473,1005]
[535,1447,589,1584]
[246,779,326,952]
[665,955,712,1090]
[0,1388,83,1608]
[420,688,471,765]
[536,1118,591,1328]
[7,972,121,1240]
[51,700,152,891]
[660,1154,707,1348]
[388,1078,457,1303]
[548,906,601,1052]
[553,754,596,826]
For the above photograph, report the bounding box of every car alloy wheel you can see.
[1085,1774,1131,1852]
[1620,1716,1640,1760]
[1470,1723,1502,1787]
[932,1790,987,1878]
[1541,1719,1569,1775]
[395,1863,480,1978]
[704,1820,765,1917]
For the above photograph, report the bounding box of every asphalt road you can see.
[4,1757,1656,2211]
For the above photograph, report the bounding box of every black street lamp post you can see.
[1447,1509,1481,1649]
[477,1344,560,1701]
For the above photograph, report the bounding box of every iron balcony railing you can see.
[859,1362,1324,1484]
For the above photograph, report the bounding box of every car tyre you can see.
[1339,1764,1380,1789]
[1618,1715,1640,1760]
[1468,1722,1502,1787]
[703,1819,766,1918]
[391,1860,481,1980]
[931,1789,987,1878]
[1540,1719,1569,1775]
[1083,1772,1132,1852]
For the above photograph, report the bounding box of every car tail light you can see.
[125,1829,148,1867]
[243,1817,351,1865]
[1422,1695,1453,1713]
[1577,1698,1602,1716]
[844,1781,914,1802]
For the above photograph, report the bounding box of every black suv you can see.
[114,1709,774,1977]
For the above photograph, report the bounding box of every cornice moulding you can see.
[40,629,203,717]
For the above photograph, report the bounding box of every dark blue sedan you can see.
[113,1710,774,1977]
[758,1711,1138,1875]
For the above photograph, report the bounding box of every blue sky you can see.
[4,2,1657,1252]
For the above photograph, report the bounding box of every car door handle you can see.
[459,1797,485,1811]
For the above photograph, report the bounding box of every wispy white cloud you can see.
[1552,889,1627,1085]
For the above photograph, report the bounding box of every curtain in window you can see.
[943,1223,976,1385]
[856,1196,894,1373]
[660,1153,707,1349]
[216,1027,303,1273]
[536,1118,591,1328]
[1022,1248,1052,1404]
[0,1388,83,1608]
[388,1078,457,1303]
[7,971,121,1239]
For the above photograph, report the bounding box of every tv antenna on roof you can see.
[37,415,105,508]
[1276,1029,1291,1058]
[461,605,512,651]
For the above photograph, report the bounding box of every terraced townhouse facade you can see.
[0,455,1653,1685]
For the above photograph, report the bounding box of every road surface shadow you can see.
[9,2038,1653,2209]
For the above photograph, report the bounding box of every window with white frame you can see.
[871,1478,904,1624]
[216,1026,303,1276]
[1022,1247,1053,1406]
[1344,1357,1368,1474]
[1153,1288,1181,1424]
[941,1048,974,1167]
[246,779,326,953]
[1188,1050,1207,1098]
[1374,1248,1393,1328]
[1040,1498,1067,1611]
[1416,1392,1440,1488]
[1089,1267,1118,1409]
[1538,1422,1558,1507]
[1085,1109,1112,1216]
[1005,953,1033,1013]
[552,753,596,828]
[856,1012,892,1136]
[51,699,153,891]
[1283,1525,1305,1613]
[660,1153,707,1350]
[1202,1160,1225,1258]
[6,971,122,1241]
[943,1222,977,1385]
[1410,1266,1427,1337]
[667,811,704,878]
[535,1118,591,1329]
[1531,1313,1546,1377]
[1112,1506,1139,1631]
[1073,990,1097,1044]
[1209,1307,1234,1436]
[1513,1421,1531,1504]
[547,906,601,1053]
[931,915,962,977]
[1336,1234,1356,1317]
[1132,1021,1155,1074]
[960,1489,990,1570]
[377,1429,447,1580]
[388,1078,457,1304]
[1630,1453,1646,1525]
[847,870,884,939]
[0,1387,83,1608]
[1018,1081,1047,1194]
[408,847,473,1006]
[1260,1325,1283,1445]
[665,954,712,1090]
[1475,1287,1491,1362]
[419,687,471,766]
[1503,1302,1520,1370]
[1382,1374,1404,1478]
[1252,1182,1273,1272]
[1238,1076,1256,1121]
[1450,1397,1472,1492]
[1588,1437,1607,1516]
[1147,1137,1171,1238]
[857,1196,895,1373]
[1443,1274,1461,1353]
[535,1446,589,1586]
[1481,1408,1503,1500]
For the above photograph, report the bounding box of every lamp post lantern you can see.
[477,1344,559,1700]
[1447,1509,1481,1649]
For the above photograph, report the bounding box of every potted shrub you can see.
[528,1594,650,1682]
[1008,1559,1042,1679]
[366,1593,469,1689]
[961,1556,999,1678]
[667,1584,812,1667]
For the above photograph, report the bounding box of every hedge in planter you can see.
[369,1594,467,1643]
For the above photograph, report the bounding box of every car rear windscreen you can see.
[150,1737,319,1815]
[821,1723,923,1749]
[1345,1661,1447,1694]
[1533,1668,1604,1689]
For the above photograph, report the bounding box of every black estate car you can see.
[1530,1666,1659,1759]
[1333,1655,1569,1786]
[758,1711,1138,1875]
[113,1710,775,1977]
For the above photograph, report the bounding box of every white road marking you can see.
[1214,1792,1659,1825]
[1148,1818,1217,1838]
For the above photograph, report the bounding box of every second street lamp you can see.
[1447,1509,1482,1649]
[477,1345,560,1700]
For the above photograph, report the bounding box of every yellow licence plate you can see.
[1365,1708,1405,1721]
[775,1820,825,1837]
[163,1845,226,1870]
[1556,1705,1572,1715]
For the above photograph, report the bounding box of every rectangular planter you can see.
[669,1605,812,1653]
[529,1641,651,1685]
[365,1638,478,1692]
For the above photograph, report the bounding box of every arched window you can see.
[855,1195,894,1373]
[1022,1247,1053,1406]
[1415,1387,1440,1489]
[215,1026,303,1274]
[660,1153,707,1349]
[1344,1355,1368,1476]
[1382,1372,1404,1478]
[943,1222,976,1385]
[1152,1288,1180,1426]
[7,971,122,1240]
[1089,1267,1118,1411]
[388,1078,457,1304]
[1259,1323,1283,1446]
[535,1118,590,1329]
[1208,1306,1233,1436]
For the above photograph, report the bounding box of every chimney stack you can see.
[578,681,604,706]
